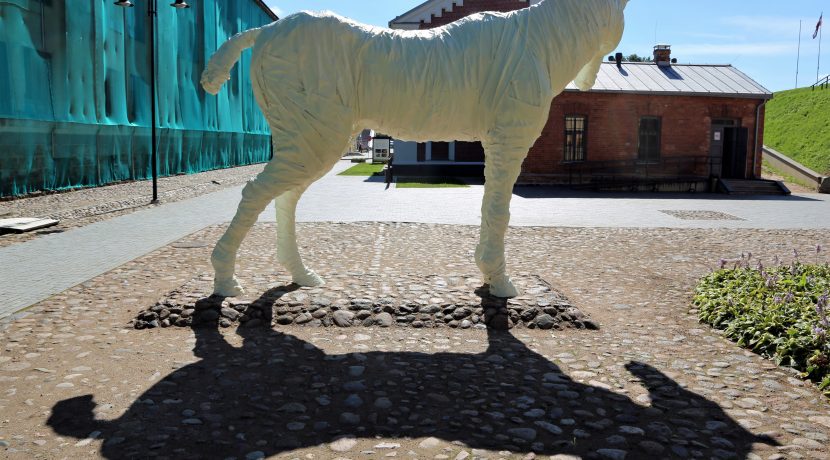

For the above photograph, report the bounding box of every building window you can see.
[564,115,587,162]
[638,116,661,162]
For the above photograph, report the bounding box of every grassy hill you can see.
[764,86,830,175]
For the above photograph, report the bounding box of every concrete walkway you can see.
[2,159,829,320]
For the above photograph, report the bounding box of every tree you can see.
[626,53,653,62]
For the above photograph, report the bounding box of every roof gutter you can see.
[562,88,773,100]
[251,0,279,21]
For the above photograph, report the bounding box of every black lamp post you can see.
[114,0,190,204]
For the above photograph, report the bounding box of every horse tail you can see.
[201,27,263,95]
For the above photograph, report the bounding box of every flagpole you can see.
[797,20,802,88]
[819,13,824,84]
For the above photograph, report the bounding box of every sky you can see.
[264,0,827,93]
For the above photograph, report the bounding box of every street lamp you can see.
[114,0,189,204]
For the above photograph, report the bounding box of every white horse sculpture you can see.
[201,0,627,298]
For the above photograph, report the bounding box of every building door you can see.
[722,127,749,179]
[431,142,450,161]
[709,119,735,178]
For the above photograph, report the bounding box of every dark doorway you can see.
[709,119,735,178]
[454,141,485,162]
[431,142,450,161]
[722,127,749,179]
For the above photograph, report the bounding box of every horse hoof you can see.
[214,276,245,297]
[488,275,519,298]
[293,270,325,287]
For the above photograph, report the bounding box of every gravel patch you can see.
[659,210,745,221]
[132,274,594,331]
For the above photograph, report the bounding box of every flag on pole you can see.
[815,13,823,39]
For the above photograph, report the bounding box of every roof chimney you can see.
[653,44,671,66]
[614,52,623,68]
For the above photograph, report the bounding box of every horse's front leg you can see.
[275,184,325,287]
[475,142,528,298]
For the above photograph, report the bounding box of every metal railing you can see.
[812,75,829,90]
[563,155,711,187]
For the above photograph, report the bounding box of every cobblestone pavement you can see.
[1,223,829,459]
[0,164,265,248]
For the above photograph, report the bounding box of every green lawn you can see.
[337,163,385,176]
[395,177,469,188]
[765,87,830,175]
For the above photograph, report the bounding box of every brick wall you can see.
[420,0,528,29]
[415,0,767,183]
[522,92,766,181]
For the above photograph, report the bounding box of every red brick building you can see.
[389,0,775,192]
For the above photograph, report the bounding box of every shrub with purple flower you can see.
[697,247,830,397]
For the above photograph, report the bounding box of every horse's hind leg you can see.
[212,153,311,297]
[275,183,325,287]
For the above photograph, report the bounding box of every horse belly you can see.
[357,66,483,142]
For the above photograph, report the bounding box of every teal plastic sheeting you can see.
[0,0,275,197]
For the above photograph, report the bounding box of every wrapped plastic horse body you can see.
[201,0,628,298]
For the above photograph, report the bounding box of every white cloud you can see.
[683,32,742,41]
[264,1,284,18]
[676,42,795,57]
[719,16,802,37]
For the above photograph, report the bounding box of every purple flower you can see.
[817,244,823,254]
[815,326,827,339]
[817,294,829,327]
[719,259,728,269]
[773,294,783,304]
[818,294,828,311]
[784,291,795,303]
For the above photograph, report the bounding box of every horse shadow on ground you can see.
[48,286,777,459]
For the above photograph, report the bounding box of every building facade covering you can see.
[0,0,277,197]
[389,0,772,190]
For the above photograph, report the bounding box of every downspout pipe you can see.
[752,100,768,179]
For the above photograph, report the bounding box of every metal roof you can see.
[566,62,772,100]
[389,0,539,29]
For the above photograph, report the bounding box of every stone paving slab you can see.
[295,181,830,229]
[1,222,829,459]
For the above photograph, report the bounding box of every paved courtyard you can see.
[1,161,829,459]
[2,160,830,321]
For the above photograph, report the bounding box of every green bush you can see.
[693,252,830,396]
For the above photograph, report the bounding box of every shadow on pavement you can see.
[48,286,777,458]
[513,186,821,201]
